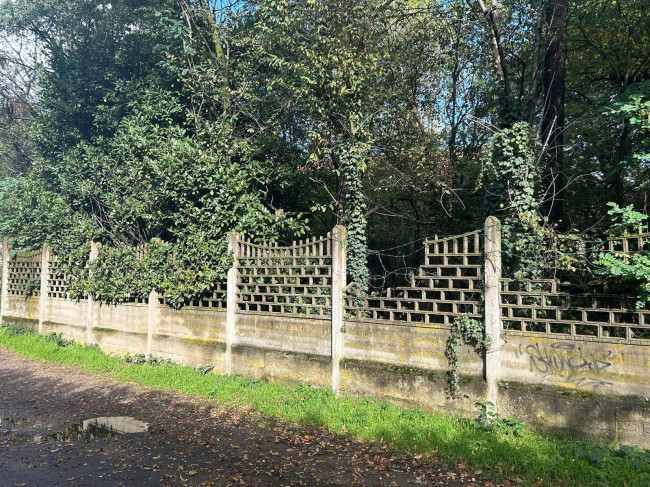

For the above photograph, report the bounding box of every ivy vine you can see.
[336,142,370,298]
[480,121,547,279]
[445,314,492,399]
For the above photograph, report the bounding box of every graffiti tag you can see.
[515,342,615,389]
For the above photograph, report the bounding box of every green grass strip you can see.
[0,327,648,487]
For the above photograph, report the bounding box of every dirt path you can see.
[0,348,492,486]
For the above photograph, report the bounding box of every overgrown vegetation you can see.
[123,353,173,367]
[0,1,648,303]
[474,399,528,437]
[597,203,650,308]
[1,326,649,487]
[480,122,549,279]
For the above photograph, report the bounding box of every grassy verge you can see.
[1,326,648,487]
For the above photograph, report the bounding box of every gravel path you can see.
[0,348,494,486]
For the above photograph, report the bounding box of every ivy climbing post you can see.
[331,225,347,396]
[484,216,502,406]
[38,244,50,335]
[225,231,240,375]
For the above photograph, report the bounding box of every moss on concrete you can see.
[42,320,85,329]
[499,380,650,406]
[180,337,227,351]
[232,344,332,365]
[92,326,119,334]
[2,316,39,329]
[341,357,449,383]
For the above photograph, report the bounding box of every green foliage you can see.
[0,1,307,305]
[445,314,491,399]
[605,202,649,233]
[338,144,370,295]
[246,0,427,295]
[608,80,650,168]
[44,332,73,347]
[2,325,31,336]
[568,440,650,474]
[480,122,547,279]
[195,363,215,375]
[23,276,41,297]
[123,353,173,367]
[474,400,528,437]
[1,0,648,301]
[596,203,650,308]
[0,176,83,252]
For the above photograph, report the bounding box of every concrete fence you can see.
[2,218,650,447]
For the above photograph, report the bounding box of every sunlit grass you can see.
[1,327,648,487]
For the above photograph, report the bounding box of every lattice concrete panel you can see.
[236,235,332,318]
[158,282,227,309]
[501,279,650,344]
[7,251,42,297]
[605,226,649,254]
[347,230,483,326]
[47,253,69,299]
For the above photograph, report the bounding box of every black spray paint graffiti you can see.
[514,342,615,389]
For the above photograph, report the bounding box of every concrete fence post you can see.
[38,244,51,334]
[146,288,159,356]
[146,239,162,357]
[225,232,240,375]
[484,216,502,406]
[331,225,347,395]
[86,242,101,345]
[0,237,10,325]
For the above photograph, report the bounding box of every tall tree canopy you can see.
[0,0,648,299]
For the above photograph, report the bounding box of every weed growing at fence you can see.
[44,332,74,348]
[122,352,173,367]
[3,325,31,335]
[474,400,528,437]
[195,363,215,375]
[1,326,649,487]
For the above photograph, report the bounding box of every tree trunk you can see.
[541,0,567,227]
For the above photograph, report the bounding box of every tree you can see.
[0,0,306,305]
[540,0,567,226]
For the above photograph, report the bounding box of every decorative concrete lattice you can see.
[158,282,227,309]
[7,250,42,297]
[605,226,649,254]
[346,231,483,325]
[501,279,650,344]
[134,242,148,261]
[236,235,332,317]
[47,253,69,299]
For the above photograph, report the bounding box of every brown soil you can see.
[0,348,496,486]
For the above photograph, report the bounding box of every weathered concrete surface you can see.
[3,295,39,323]
[501,333,650,397]
[344,320,483,373]
[0,348,488,487]
[152,307,227,370]
[236,313,331,356]
[4,293,650,447]
[82,302,150,355]
[232,344,332,390]
[339,358,485,418]
[42,299,88,341]
[499,380,650,446]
